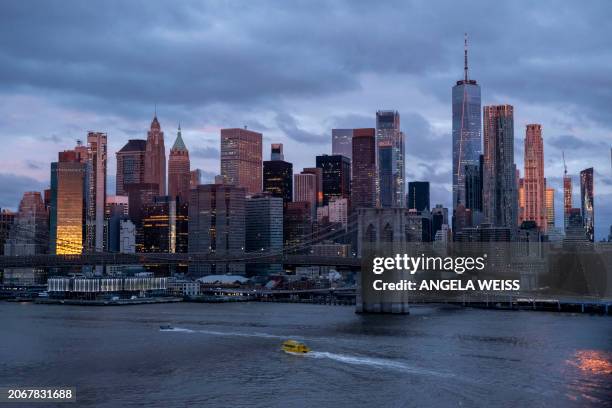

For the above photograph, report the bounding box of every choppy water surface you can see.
[1,302,610,407]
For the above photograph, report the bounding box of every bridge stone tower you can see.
[357,208,421,314]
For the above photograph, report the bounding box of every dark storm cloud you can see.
[0,0,611,237]
[327,114,374,130]
[403,113,447,161]
[276,112,328,144]
[0,173,46,209]
[548,135,609,151]
[1,0,610,128]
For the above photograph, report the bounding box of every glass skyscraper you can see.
[452,35,481,210]
[376,110,404,207]
[580,167,594,242]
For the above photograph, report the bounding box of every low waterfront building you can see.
[47,276,167,299]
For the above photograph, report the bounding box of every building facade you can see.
[246,195,283,275]
[316,155,351,206]
[452,36,481,211]
[144,115,166,196]
[294,172,318,218]
[263,144,293,204]
[407,181,430,212]
[376,110,404,207]
[220,128,262,195]
[545,186,555,230]
[332,129,353,160]
[116,139,147,196]
[580,167,594,242]
[482,105,517,232]
[85,132,107,252]
[168,125,191,204]
[189,184,246,276]
[3,192,48,284]
[50,150,87,254]
[351,128,376,209]
[522,124,546,231]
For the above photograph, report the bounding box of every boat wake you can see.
[160,327,194,333]
[307,351,454,378]
[161,327,452,378]
[160,326,291,339]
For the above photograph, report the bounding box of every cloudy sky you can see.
[0,0,610,239]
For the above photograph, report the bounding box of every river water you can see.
[0,302,610,407]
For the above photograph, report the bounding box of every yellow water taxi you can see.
[282,340,310,354]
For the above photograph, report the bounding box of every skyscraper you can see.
[378,141,393,208]
[3,191,48,285]
[483,105,517,231]
[580,167,594,242]
[302,167,323,207]
[220,128,262,195]
[316,155,351,206]
[190,169,204,188]
[284,201,312,248]
[144,115,166,196]
[452,35,481,210]
[50,150,87,254]
[189,184,246,276]
[0,210,16,256]
[351,128,376,209]
[294,172,317,218]
[85,131,107,252]
[518,175,525,224]
[407,181,430,212]
[376,110,404,207]
[563,154,572,230]
[116,139,147,196]
[332,129,353,160]
[464,154,483,213]
[545,186,555,230]
[523,124,546,231]
[246,194,283,275]
[270,143,284,161]
[124,182,159,252]
[142,196,177,254]
[263,144,293,204]
[168,125,191,204]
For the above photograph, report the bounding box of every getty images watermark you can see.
[370,253,520,291]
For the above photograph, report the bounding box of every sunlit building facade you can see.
[144,115,166,196]
[220,128,262,195]
[522,124,546,231]
[50,150,87,254]
[482,105,517,232]
[545,186,555,230]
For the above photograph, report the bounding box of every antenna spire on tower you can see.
[464,33,469,82]
[563,151,567,176]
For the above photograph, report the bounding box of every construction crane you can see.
[562,151,567,176]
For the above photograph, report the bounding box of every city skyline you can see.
[0,1,611,239]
